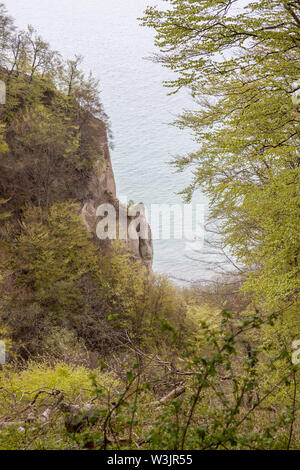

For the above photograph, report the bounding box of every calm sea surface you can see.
[6,0,207,282]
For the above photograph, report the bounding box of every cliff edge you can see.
[81,116,153,270]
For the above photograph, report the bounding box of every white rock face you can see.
[81,117,153,269]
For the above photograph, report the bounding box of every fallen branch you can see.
[149,384,186,406]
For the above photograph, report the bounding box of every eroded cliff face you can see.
[81,117,117,203]
[0,86,153,269]
[81,117,153,270]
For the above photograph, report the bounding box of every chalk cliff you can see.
[81,116,153,270]
[0,76,153,269]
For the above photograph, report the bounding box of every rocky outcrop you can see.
[123,202,153,270]
[81,117,117,204]
[81,117,153,270]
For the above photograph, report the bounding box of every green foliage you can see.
[11,202,99,295]
[141,0,300,313]
[0,2,299,451]
[0,202,194,358]
[86,309,300,451]
[1,309,298,450]
[0,361,121,450]
[0,362,120,406]
[0,202,104,355]
[0,6,116,357]
[0,3,112,211]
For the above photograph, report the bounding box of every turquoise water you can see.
[6,0,207,282]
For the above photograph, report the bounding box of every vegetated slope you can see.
[0,3,299,450]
